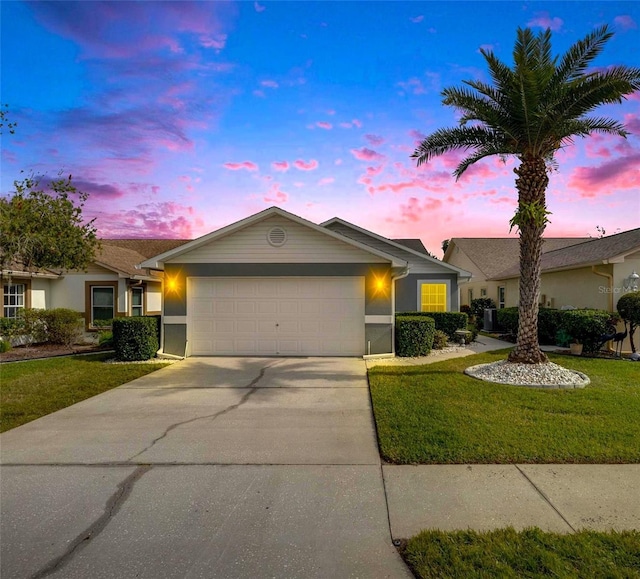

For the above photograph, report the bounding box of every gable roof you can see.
[140,206,407,269]
[322,217,471,278]
[491,228,640,279]
[444,237,589,279]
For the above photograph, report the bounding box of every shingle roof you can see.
[448,237,589,279]
[101,239,190,259]
[392,238,430,255]
[491,228,640,279]
[95,239,191,277]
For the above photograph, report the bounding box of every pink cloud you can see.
[253,90,266,98]
[339,122,353,128]
[390,196,443,223]
[93,201,203,238]
[352,119,363,128]
[264,183,288,204]
[293,159,319,171]
[614,15,637,30]
[410,15,424,23]
[223,161,258,171]
[365,134,384,146]
[318,177,335,186]
[254,1,266,12]
[327,109,336,115]
[623,113,640,135]
[271,161,290,172]
[397,77,426,95]
[409,129,427,143]
[261,79,279,88]
[527,12,563,32]
[350,147,386,162]
[316,121,333,129]
[366,165,384,176]
[568,154,640,196]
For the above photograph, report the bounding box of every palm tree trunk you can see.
[508,158,549,364]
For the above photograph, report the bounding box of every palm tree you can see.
[412,26,640,364]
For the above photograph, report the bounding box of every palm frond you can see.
[411,126,504,166]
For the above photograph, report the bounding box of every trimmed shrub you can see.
[398,311,467,339]
[0,339,11,353]
[98,331,114,348]
[537,308,564,345]
[465,324,479,343]
[559,309,611,354]
[395,315,435,357]
[460,304,472,317]
[42,309,84,347]
[113,317,159,361]
[497,307,519,334]
[432,330,449,350]
[18,309,49,345]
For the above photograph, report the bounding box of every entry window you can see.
[92,287,115,325]
[420,283,447,312]
[480,288,487,297]
[131,287,144,316]
[498,287,506,309]
[3,284,25,318]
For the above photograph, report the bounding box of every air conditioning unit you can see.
[483,308,499,332]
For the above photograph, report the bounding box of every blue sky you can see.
[1,1,639,254]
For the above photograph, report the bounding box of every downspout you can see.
[390,266,411,355]
[592,265,615,354]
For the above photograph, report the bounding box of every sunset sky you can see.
[2,1,639,256]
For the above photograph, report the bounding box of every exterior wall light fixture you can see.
[623,271,639,292]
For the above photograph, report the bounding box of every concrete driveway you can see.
[1,357,411,578]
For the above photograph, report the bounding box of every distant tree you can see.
[412,26,640,364]
[441,239,450,254]
[0,175,99,277]
[590,225,621,238]
[0,104,17,135]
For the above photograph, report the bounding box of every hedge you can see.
[112,317,159,361]
[397,311,467,339]
[497,307,614,352]
[0,308,83,347]
[395,315,435,357]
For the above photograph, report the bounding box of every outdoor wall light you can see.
[166,276,180,293]
[372,275,388,296]
[623,271,639,292]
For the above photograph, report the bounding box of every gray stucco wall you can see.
[164,324,187,357]
[365,324,393,355]
[395,273,459,312]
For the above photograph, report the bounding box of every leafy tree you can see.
[617,291,640,353]
[0,175,99,276]
[412,26,640,364]
[441,239,450,254]
[0,104,17,135]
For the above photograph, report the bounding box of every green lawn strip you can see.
[403,528,640,579]
[0,354,171,432]
[369,351,640,464]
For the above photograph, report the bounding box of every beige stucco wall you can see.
[146,282,162,314]
[50,269,127,314]
[30,278,51,309]
[459,280,504,308]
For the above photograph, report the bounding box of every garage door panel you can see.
[188,277,364,356]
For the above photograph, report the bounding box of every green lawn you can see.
[369,350,640,464]
[0,354,171,432]
[403,527,640,578]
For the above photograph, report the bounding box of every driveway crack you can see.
[30,465,151,579]
[127,361,280,461]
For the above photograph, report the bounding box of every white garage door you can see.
[188,277,365,356]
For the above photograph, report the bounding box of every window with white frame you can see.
[91,286,115,325]
[480,288,487,297]
[131,287,144,317]
[3,284,25,318]
[498,286,506,309]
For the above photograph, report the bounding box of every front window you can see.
[92,286,115,325]
[498,287,506,309]
[480,288,487,297]
[420,283,447,312]
[131,287,144,317]
[3,284,25,318]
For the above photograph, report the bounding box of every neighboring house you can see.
[443,237,589,309]
[1,239,189,330]
[141,206,471,357]
[490,228,640,313]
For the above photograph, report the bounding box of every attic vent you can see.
[267,226,287,247]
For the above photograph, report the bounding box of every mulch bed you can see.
[0,343,112,363]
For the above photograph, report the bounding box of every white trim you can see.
[365,315,393,324]
[322,217,472,278]
[164,315,187,324]
[141,207,406,269]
